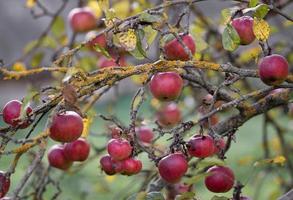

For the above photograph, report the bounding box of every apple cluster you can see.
[100,128,142,176]
[47,111,90,170]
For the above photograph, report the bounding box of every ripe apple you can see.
[258,54,289,86]
[49,111,83,143]
[0,172,10,198]
[107,138,132,161]
[158,153,188,183]
[149,72,183,101]
[136,126,154,144]
[187,135,215,158]
[122,158,142,175]
[64,138,90,162]
[231,16,255,45]
[48,145,72,170]
[68,7,97,33]
[2,100,32,128]
[100,155,116,175]
[164,34,196,61]
[86,31,107,51]
[156,103,182,127]
[205,165,235,193]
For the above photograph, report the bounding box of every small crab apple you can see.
[156,103,182,127]
[48,145,72,170]
[2,100,32,128]
[205,166,235,193]
[0,172,10,198]
[49,111,83,143]
[64,138,90,162]
[122,158,142,175]
[164,34,196,61]
[258,54,289,86]
[68,7,97,33]
[149,72,183,101]
[107,138,132,161]
[231,16,255,45]
[158,153,188,183]
[86,31,107,51]
[187,135,215,158]
[100,155,116,175]
[136,126,154,144]
[97,55,127,68]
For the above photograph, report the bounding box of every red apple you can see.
[258,54,289,86]
[205,166,235,193]
[164,34,196,61]
[149,72,183,101]
[157,103,182,127]
[2,100,32,128]
[0,172,10,198]
[48,145,73,170]
[158,153,188,183]
[187,135,215,158]
[231,16,255,45]
[64,138,90,162]
[68,7,97,33]
[122,158,142,175]
[136,126,154,144]
[49,111,83,143]
[100,155,116,175]
[107,138,132,161]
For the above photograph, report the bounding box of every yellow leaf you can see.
[113,0,130,19]
[116,29,137,51]
[12,62,26,71]
[273,156,286,165]
[26,0,36,8]
[253,18,270,41]
[87,0,103,18]
[254,155,286,167]
[81,117,93,138]
[98,0,109,13]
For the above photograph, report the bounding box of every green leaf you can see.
[175,192,196,200]
[185,173,209,185]
[243,4,270,19]
[249,0,259,7]
[93,44,111,58]
[197,157,226,169]
[211,196,229,200]
[24,36,57,53]
[143,25,158,46]
[254,4,270,19]
[52,16,65,37]
[139,12,161,23]
[222,24,240,51]
[146,192,165,200]
[31,52,44,67]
